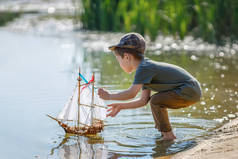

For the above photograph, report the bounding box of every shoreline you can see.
[171,117,238,159]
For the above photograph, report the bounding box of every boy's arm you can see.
[107,89,151,117]
[98,84,142,100]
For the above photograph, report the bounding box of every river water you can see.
[1,29,238,159]
[0,1,238,159]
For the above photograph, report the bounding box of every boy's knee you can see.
[149,95,156,106]
[150,94,167,109]
[150,94,160,107]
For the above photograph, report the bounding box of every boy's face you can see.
[115,53,133,74]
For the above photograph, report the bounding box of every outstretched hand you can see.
[98,88,110,100]
[107,103,123,117]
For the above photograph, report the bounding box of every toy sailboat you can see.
[47,68,107,135]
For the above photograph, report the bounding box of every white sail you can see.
[57,84,106,126]
[57,86,78,121]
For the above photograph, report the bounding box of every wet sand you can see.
[172,118,238,159]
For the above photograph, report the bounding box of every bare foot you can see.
[161,131,176,140]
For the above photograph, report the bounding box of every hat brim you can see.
[108,45,117,51]
[109,45,136,51]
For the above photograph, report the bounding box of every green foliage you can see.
[79,0,238,44]
[0,11,21,26]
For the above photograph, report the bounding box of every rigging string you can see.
[81,74,106,120]
[79,73,89,83]
[78,73,105,125]
[79,73,103,91]
[79,73,95,126]
[80,74,94,91]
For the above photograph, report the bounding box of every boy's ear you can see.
[124,53,130,60]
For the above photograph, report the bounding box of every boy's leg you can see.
[150,104,160,130]
[150,103,172,132]
[150,91,196,133]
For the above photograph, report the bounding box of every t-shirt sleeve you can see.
[133,65,155,85]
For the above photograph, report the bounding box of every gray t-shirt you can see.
[133,57,202,102]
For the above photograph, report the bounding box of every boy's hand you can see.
[98,88,110,100]
[107,103,123,117]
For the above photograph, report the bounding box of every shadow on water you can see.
[152,140,196,158]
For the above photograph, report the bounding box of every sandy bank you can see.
[172,118,238,159]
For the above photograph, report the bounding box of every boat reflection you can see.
[50,134,108,159]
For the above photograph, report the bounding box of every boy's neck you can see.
[131,58,143,72]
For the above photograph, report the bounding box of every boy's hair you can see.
[114,47,144,60]
[109,32,146,60]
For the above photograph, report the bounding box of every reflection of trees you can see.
[49,134,108,159]
[74,49,133,89]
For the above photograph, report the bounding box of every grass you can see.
[78,0,238,44]
[0,11,22,26]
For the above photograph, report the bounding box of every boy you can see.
[98,33,202,140]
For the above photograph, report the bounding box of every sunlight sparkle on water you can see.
[48,7,55,14]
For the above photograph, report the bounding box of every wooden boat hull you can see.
[61,121,104,135]
[47,114,104,135]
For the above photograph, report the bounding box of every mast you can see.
[78,67,81,128]
[91,72,95,125]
